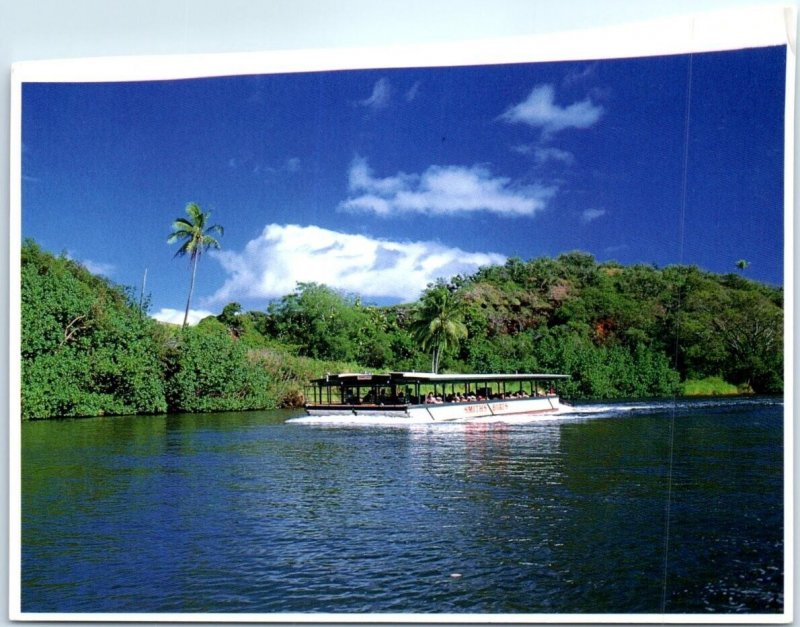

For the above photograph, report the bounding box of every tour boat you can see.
[304,371,570,421]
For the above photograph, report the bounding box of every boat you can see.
[303,371,570,421]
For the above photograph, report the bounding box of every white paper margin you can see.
[8,4,796,624]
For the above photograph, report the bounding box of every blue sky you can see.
[21,45,785,324]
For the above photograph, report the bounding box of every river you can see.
[20,397,784,616]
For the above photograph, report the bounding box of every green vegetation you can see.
[410,282,468,373]
[20,240,784,419]
[682,377,741,396]
[22,241,167,419]
[167,202,224,328]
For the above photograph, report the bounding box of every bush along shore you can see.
[21,239,783,420]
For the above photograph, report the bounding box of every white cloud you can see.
[405,81,421,102]
[581,208,607,223]
[151,308,216,326]
[209,223,506,303]
[340,157,555,217]
[563,63,598,87]
[64,251,113,277]
[500,84,603,136]
[358,78,392,109]
[533,147,575,166]
[80,259,115,277]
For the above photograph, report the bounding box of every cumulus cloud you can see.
[581,208,607,223]
[151,308,216,326]
[340,157,555,217]
[208,223,506,303]
[358,78,392,109]
[500,84,604,136]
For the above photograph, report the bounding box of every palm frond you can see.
[168,202,225,326]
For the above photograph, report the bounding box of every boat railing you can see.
[305,373,565,408]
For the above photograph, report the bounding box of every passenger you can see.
[426,392,435,404]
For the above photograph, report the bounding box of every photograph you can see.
[11,5,791,622]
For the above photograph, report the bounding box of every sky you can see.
[20,44,786,325]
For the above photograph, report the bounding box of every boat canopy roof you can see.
[310,372,569,386]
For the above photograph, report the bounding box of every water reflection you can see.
[21,400,784,614]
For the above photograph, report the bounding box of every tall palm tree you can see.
[411,284,468,373]
[168,202,224,328]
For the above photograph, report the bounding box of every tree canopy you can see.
[410,282,468,373]
[20,239,784,419]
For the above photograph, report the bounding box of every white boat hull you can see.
[304,395,561,421]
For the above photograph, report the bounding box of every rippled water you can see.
[20,397,784,615]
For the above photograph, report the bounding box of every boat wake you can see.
[556,396,783,420]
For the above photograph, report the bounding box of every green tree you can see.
[218,302,244,338]
[266,283,366,362]
[163,320,272,412]
[21,240,166,419]
[411,283,468,373]
[167,202,224,328]
[736,259,751,273]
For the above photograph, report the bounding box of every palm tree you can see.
[735,259,750,273]
[411,284,468,373]
[168,202,224,328]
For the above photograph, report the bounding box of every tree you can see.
[218,302,244,338]
[167,202,224,328]
[735,259,751,273]
[21,239,167,419]
[163,321,272,412]
[266,282,363,362]
[411,283,468,373]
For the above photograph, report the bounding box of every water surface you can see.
[21,397,784,615]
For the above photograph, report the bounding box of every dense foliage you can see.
[20,241,339,419]
[22,241,167,419]
[20,240,783,420]
[256,253,783,399]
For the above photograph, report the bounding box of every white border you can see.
[8,6,797,83]
[8,53,22,627]
[783,3,796,621]
[9,4,796,624]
